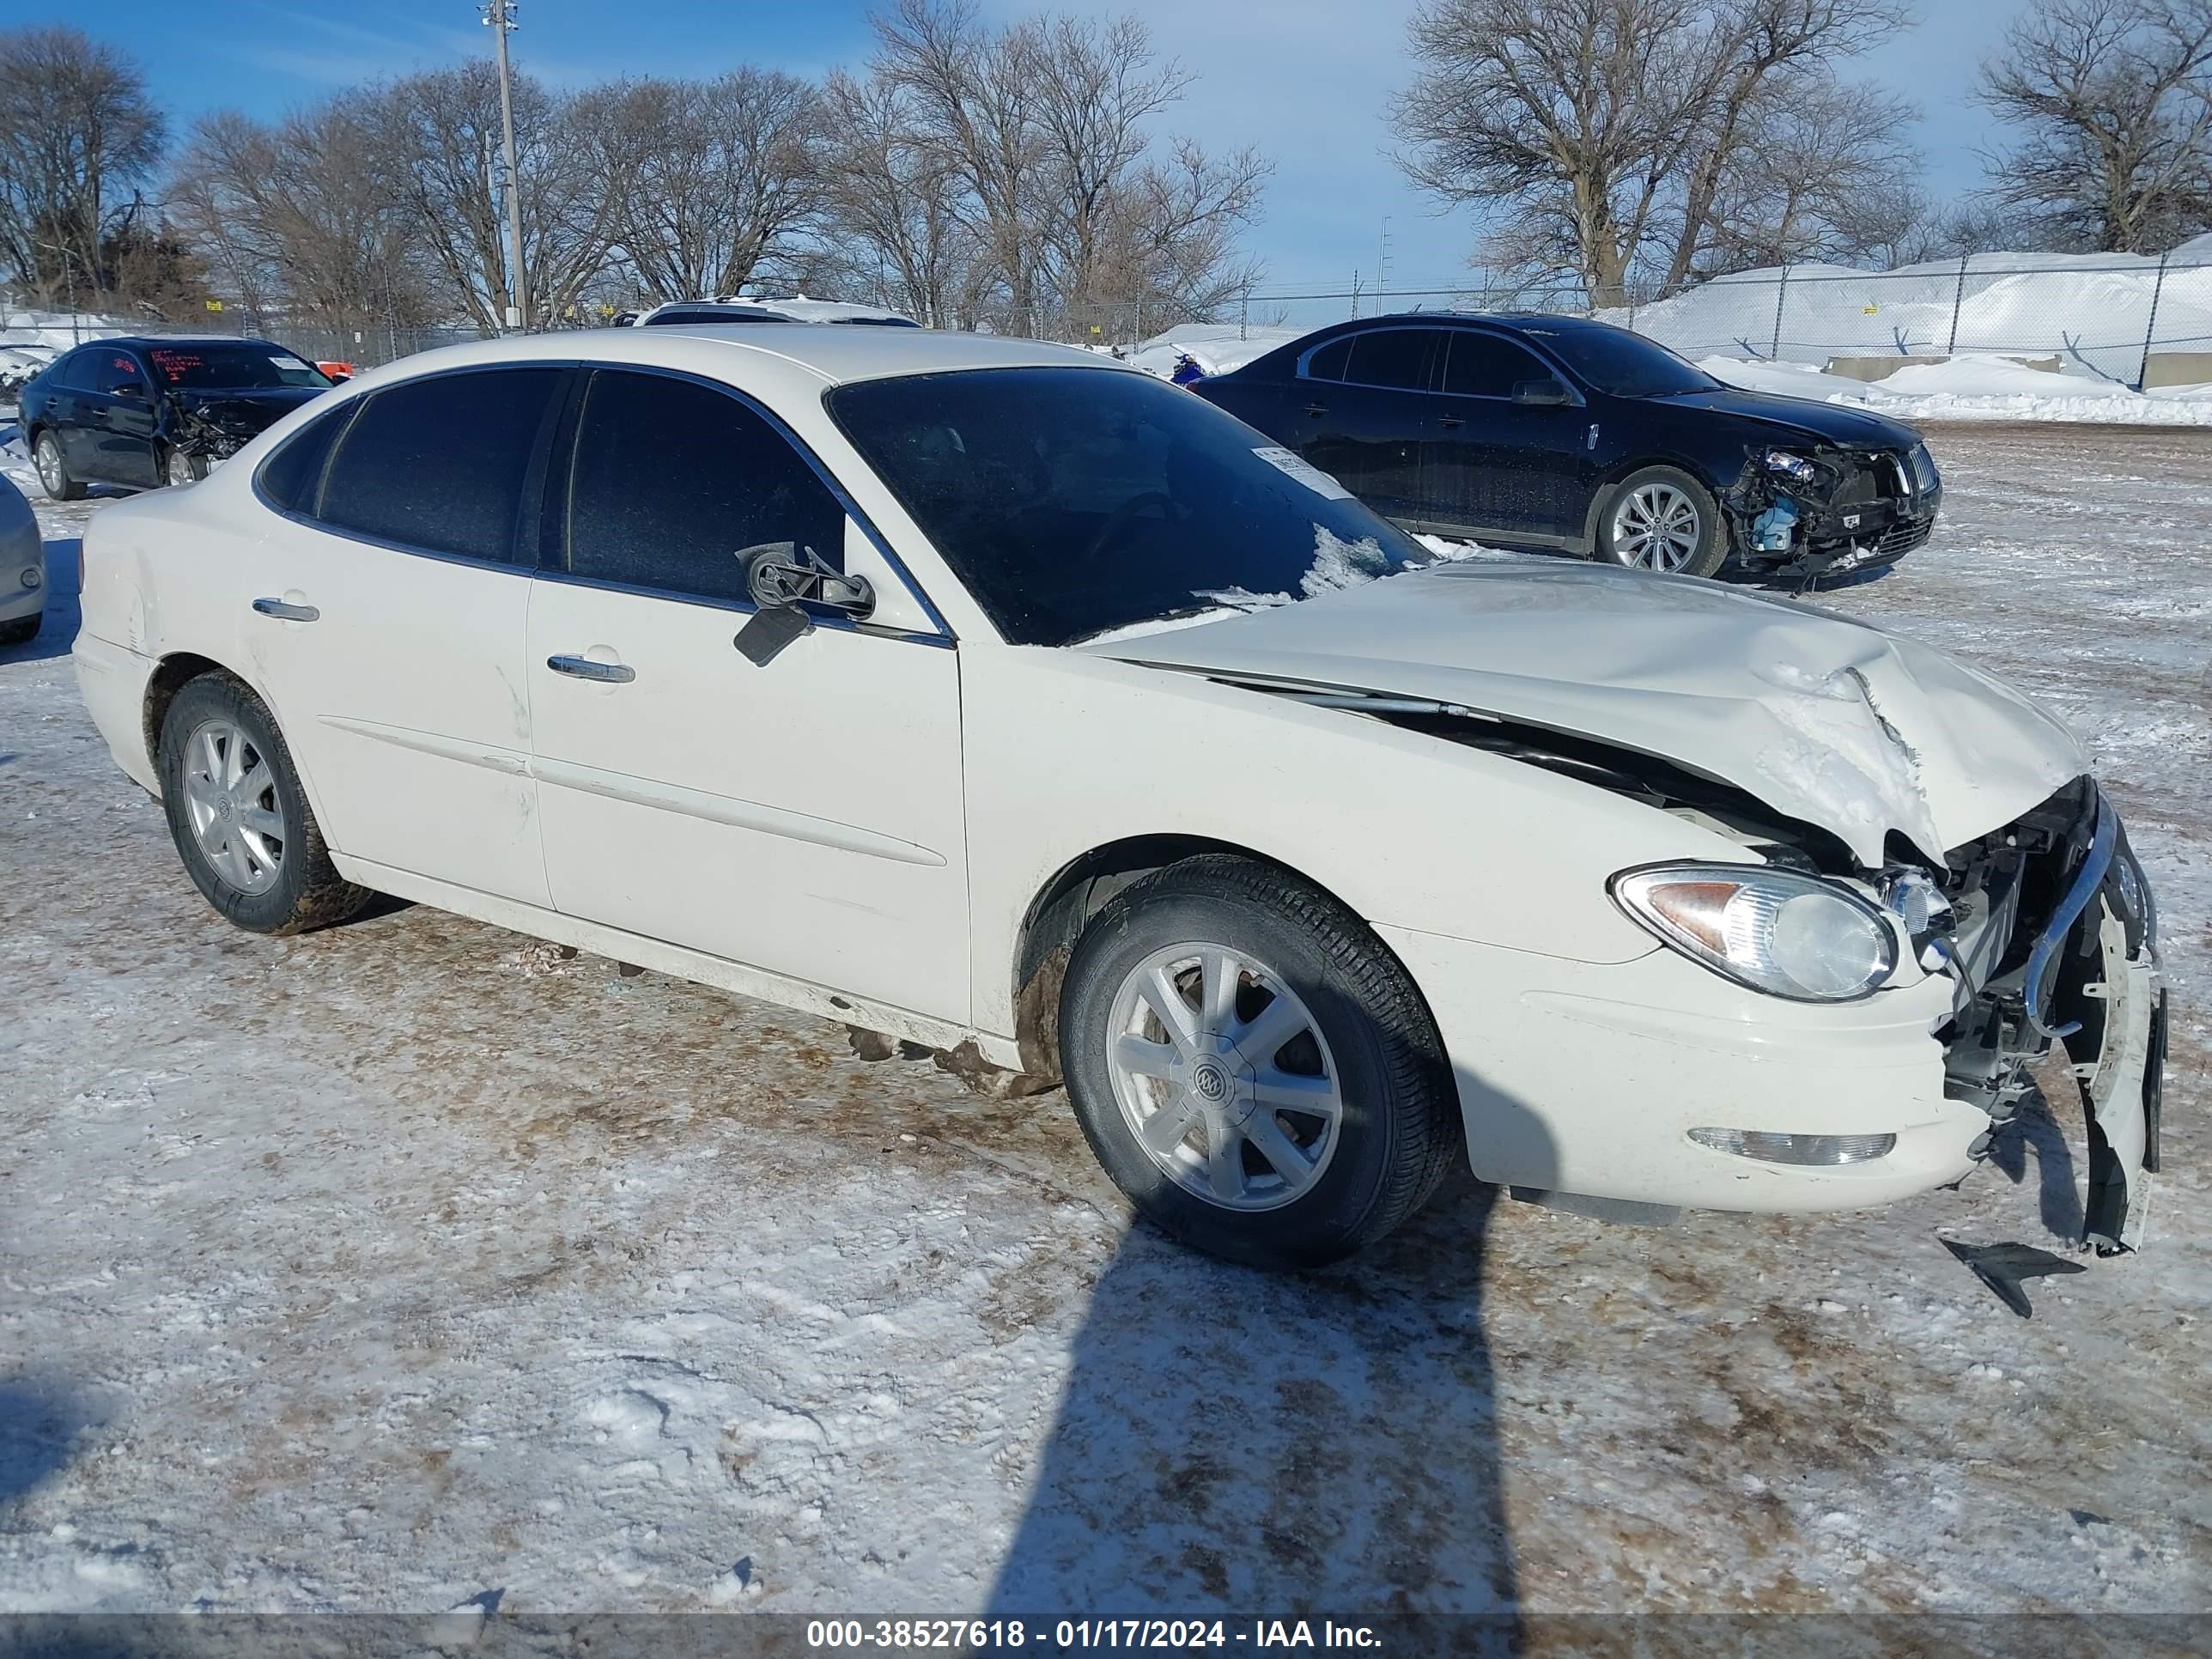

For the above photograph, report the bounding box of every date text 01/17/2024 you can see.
[804,1620,1384,1650]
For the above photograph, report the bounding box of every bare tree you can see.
[817,68,988,325]
[1980,0,2212,252]
[583,70,827,303]
[1393,0,1910,305]
[169,105,422,329]
[375,64,624,331]
[865,0,1266,333]
[0,25,165,307]
[1692,79,1922,274]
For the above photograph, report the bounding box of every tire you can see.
[158,674,371,935]
[1058,854,1462,1270]
[1596,465,1726,577]
[0,612,38,647]
[33,430,86,502]
[162,445,207,487]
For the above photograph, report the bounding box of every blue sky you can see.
[67,0,2027,293]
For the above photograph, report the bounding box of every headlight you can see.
[1763,449,1819,483]
[1612,863,1899,1001]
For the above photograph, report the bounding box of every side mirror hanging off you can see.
[735,604,813,666]
[736,541,876,618]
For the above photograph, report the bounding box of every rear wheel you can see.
[1596,465,1725,577]
[1059,854,1461,1269]
[158,674,371,934]
[33,431,85,501]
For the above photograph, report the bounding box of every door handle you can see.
[547,653,635,684]
[1304,403,1328,417]
[251,597,319,622]
[1438,416,1465,429]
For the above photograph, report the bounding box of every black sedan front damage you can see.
[1724,440,1942,587]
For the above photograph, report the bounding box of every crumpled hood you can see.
[1079,562,2087,866]
[1652,385,1921,449]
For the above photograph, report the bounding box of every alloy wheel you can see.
[35,435,64,495]
[1611,483,1703,571]
[1103,940,1344,1211]
[179,718,287,895]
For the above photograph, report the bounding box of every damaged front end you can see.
[169,395,281,466]
[1907,777,2163,1253]
[1233,677,2162,1251]
[1727,440,1942,589]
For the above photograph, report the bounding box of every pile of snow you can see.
[1698,351,2212,425]
[1,307,125,353]
[1127,323,1305,380]
[1602,242,2212,383]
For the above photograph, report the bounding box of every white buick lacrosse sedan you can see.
[70,326,2164,1267]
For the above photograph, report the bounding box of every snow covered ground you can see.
[1,424,2206,1623]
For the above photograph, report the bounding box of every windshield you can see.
[145,343,330,391]
[828,367,1431,647]
[1521,324,1712,398]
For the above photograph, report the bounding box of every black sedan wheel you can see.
[1597,465,1726,578]
[33,432,85,502]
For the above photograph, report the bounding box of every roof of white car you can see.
[357,325,1127,398]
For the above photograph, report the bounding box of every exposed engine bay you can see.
[1236,676,2162,1251]
[168,395,279,465]
[1726,440,1943,588]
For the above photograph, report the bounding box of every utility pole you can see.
[481,0,528,332]
[1378,216,1392,302]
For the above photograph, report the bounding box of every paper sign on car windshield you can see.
[1253,446,1352,501]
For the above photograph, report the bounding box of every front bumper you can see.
[1380,925,1990,1215]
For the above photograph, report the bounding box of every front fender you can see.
[960,646,1757,1038]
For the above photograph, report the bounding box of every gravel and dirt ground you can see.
[1,424,2206,1624]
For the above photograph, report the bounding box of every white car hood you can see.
[1079,562,2087,866]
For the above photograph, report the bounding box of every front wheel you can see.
[162,445,208,488]
[1595,465,1726,577]
[1058,854,1462,1269]
[33,431,85,501]
[158,674,371,934]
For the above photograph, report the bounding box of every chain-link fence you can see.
[0,305,483,374]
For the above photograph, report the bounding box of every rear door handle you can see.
[547,653,635,684]
[252,597,319,622]
[1304,403,1328,417]
[1438,416,1465,429]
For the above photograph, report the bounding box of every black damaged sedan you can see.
[20,337,332,498]
[1194,313,1940,583]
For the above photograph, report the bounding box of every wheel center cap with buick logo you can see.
[1192,1061,1231,1103]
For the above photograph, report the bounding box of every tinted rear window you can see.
[258,404,355,515]
[1342,329,1437,392]
[316,368,562,563]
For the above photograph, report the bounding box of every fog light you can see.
[1689,1127,1897,1165]
[18,567,37,589]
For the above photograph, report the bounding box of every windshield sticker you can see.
[1252,446,1352,500]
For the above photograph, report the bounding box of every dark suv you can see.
[20,337,331,498]
[1194,313,1941,582]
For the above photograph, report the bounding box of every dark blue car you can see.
[1194,313,1941,582]
[19,337,331,498]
